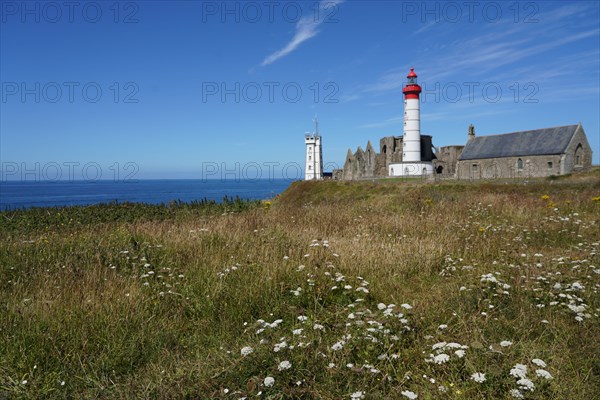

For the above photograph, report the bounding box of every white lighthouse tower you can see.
[389,68,434,176]
[304,117,323,180]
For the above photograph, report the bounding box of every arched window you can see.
[517,158,523,170]
[575,144,584,166]
[382,145,387,154]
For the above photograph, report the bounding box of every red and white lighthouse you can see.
[388,67,434,176]
[402,68,422,162]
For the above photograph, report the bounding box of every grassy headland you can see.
[1,170,599,399]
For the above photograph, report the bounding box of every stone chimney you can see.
[468,124,475,141]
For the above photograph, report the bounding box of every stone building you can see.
[338,135,436,180]
[456,123,593,179]
[334,123,592,180]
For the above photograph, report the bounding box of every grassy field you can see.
[1,171,599,399]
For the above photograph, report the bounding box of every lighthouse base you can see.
[388,162,434,177]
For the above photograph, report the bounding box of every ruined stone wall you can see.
[342,135,444,180]
[420,135,436,162]
[341,142,378,180]
[436,145,464,175]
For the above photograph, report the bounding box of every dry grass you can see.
[1,170,599,399]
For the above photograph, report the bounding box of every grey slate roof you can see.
[459,124,579,160]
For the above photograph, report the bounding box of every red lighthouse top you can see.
[402,67,421,99]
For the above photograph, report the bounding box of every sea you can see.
[0,179,292,210]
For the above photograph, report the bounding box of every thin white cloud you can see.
[347,2,599,129]
[411,20,438,36]
[362,23,598,95]
[261,0,345,66]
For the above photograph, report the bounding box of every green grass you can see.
[1,170,599,399]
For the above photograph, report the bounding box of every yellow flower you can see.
[592,196,600,203]
[264,201,272,209]
[541,194,550,200]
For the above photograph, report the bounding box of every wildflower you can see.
[401,390,418,399]
[500,340,513,347]
[377,303,387,310]
[510,389,524,399]
[21,380,27,385]
[531,358,546,368]
[433,354,450,364]
[278,360,292,371]
[432,342,447,350]
[510,364,528,379]
[401,303,413,310]
[273,341,287,352]
[471,372,486,383]
[328,362,335,368]
[293,328,303,335]
[350,391,365,399]
[241,346,253,356]
[454,349,465,358]
[541,194,550,200]
[313,323,324,330]
[535,369,553,380]
[438,324,448,330]
[516,378,535,391]
[269,319,284,328]
[264,376,275,387]
[332,341,344,351]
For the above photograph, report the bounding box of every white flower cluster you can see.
[508,358,553,398]
[425,342,468,364]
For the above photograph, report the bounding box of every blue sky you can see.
[1,0,599,180]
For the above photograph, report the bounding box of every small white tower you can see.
[304,117,323,180]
